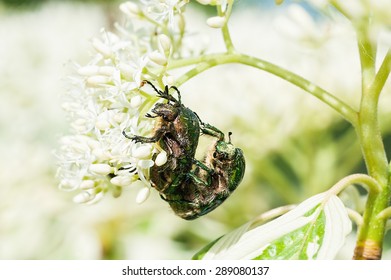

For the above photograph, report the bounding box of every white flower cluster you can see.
[56,0,190,205]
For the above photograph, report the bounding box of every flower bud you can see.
[80,180,95,190]
[130,95,143,108]
[118,63,134,79]
[77,65,99,76]
[158,34,171,53]
[149,51,167,66]
[99,66,116,76]
[110,175,134,187]
[138,159,154,169]
[95,119,111,131]
[59,179,79,191]
[206,16,226,28]
[73,190,95,204]
[164,75,175,86]
[155,151,167,166]
[112,185,122,198]
[136,187,150,204]
[120,1,141,17]
[89,164,113,175]
[132,144,152,159]
[92,38,112,57]
[87,75,111,87]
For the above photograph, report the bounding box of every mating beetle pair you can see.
[123,81,245,220]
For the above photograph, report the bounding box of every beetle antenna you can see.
[141,80,177,103]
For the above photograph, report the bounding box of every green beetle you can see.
[163,125,246,220]
[124,82,245,219]
[123,81,202,193]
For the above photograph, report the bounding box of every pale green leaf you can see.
[195,192,351,260]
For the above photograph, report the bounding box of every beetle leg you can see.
[122,128,166,143]
[200,123,225,140]
[192,158,214,175]
[187,171,211,186]
[145,113,157,118]
[186,159,214,186]
[193,112,225,140]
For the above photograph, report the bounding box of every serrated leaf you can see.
[195,192,352,260]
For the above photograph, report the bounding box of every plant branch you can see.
[329,173,381,195]
[370,48,391,99]
[169,53,358,126]
[218,1,235,53]
[347,208,364,227]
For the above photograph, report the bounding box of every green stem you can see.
[347,208,364,227]
[169,53,358,126]
[218,2,235,53]
[377,206,391,220]
[328,173,381,195]
[357,24,377,92]
[370,48,391,98]
[353,23,390,260]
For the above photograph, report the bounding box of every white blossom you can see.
[56,0,191,205]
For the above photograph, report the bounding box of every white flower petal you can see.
[95,120,111,131]
[158,34,171,53]
[58,179,80,191]
[136,187,150,204]
[120,1,141,17]
[138,159,154,169]
[87,75,111,86]
[92,38,112,57]
[98,66,116,76]
[89,164,113,175]
[132,144,153,159]
[80,180,95,190]
[77,65,99,76]
[130,95,143,108]
[73,190,96,204]
[149,50,167,66]
[110,175,134,187]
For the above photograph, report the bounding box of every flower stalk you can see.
[352,19,390,260]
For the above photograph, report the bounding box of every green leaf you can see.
[194,192,351,260]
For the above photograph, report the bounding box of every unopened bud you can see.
[136,187,150,204]
[206,16,226,28]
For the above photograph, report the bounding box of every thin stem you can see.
[377,206,391,220]
[218,1,235,53]
[328,173,381,195]
[329,0,351,20]
[169,53,358,126]
[347,208,364,227]
[370,48,391,99]
[357,22,377,93]
[250,204,296,228]
[353,19,390,260]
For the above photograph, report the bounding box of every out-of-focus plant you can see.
[56,0,391,259]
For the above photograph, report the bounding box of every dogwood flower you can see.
[56,0,191,204]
